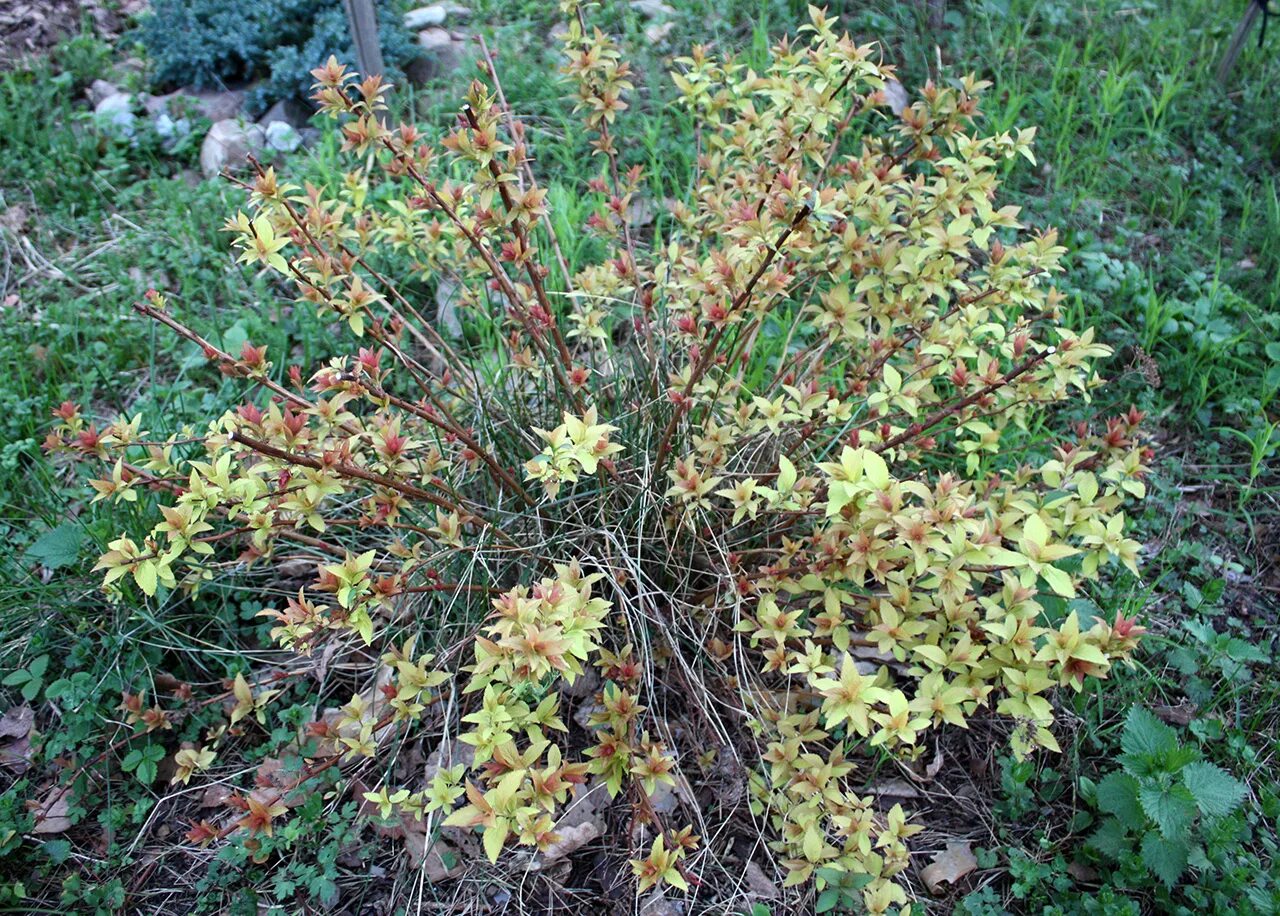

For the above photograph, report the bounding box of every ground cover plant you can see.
[2,0,1278,913]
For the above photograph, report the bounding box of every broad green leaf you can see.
[1140,830,1190,888]
[1121,706,1179,761]
[1138,782,1198,839]
[777,455,797,493]
[42,839,71,865]
[221,322,249,357]
[1040,564,1076,598]
[1094,772,1143,823]
[26,525,83,570]
[1087,817,1130,859]
[1022,514,1049,547]
[133,561,158,596]
[482,820,509,862]
[862,449,889,489]
[1180,761,1246,819]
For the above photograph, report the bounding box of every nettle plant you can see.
[49,5,1152,910]
[1087,707,1248,891]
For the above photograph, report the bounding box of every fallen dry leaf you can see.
[1067,860,1098,883]
[742,860,779,900]
[31,784,73,835]
[537,821,600,864]
[883,79,910,116]
[866,778,920,799]
[0,705,34,773]
[554,778,610,833]
[1152,702,1198,727]
[920,840,978,895]
[0,705,33,739]
[199,784,232,808]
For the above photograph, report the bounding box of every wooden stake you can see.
[1218,0,1263,85]
[342,0,385,80]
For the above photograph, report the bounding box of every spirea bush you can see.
[52,5,1151,910]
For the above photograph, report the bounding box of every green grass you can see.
[1,1,1278,912]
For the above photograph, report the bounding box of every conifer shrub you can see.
[137,0,415,114]
[52,5,1152,910]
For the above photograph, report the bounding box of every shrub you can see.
[137,0,416,114]
[52,5,1152,909]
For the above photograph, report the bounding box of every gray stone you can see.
[264,120,301,153]
[147,88,245,122]
[405,5,445,27]
[88,79,118,106]
[257,97,311,130]
[418,26,453,51]
[94,93,137,138]
[142,92,170,116]
[153,112,193,147]
[645,20,674,43]
[200,119,266,178]
[406,29,469,84]
[434,277,463,337]
[191,89,246,122]
[630,0,674,18]
[404,3,469,29]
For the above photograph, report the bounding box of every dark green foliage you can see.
[1082,706,1263,900]
[137,0,417,114]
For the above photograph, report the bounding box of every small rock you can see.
[200,119,266,178]
[257,97,311,130]
[154,112,193,146]
[434,277,463,336]
[95,93,137,138]
[549,22,571,45]
[191,88,246,122]
[143,91,177,117]
[639,891,685,916]
[630,0,675,18]
[88,79,118,106]
[150,89,246,122]
[645,20,675,44]
[418,27,453,51]
[405,5,445,27]
[404,3,469,29]
[626,196,657,228]
[264,120,302,153]
[408,30,469,85]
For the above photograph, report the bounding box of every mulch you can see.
[0,0,144,70]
